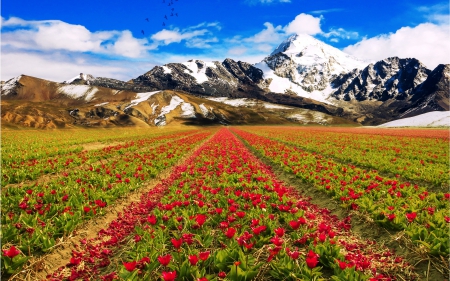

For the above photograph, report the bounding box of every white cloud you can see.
[284,13,323,35]
[1,17,150,58]
[321,28,359,40]
[243,22,284,43]
[150,22,220,48]
[1,50,155,82]
[228,47,248,56]
[417,3,449,24]
[343,23,450,69]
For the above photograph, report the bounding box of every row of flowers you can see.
[2,130,198,185]
[47,128,413,281]
[232,128,450,257]
[245,127,449,187]
[1,130,212,277]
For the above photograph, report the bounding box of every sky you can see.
[1,0,449,82]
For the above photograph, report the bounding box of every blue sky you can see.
[1,0,449,82]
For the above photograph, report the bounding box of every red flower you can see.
[134,235,141,242]
[83,206,91,213]
[171,238,183,249]
[218,271,226,278]
[199,251,210,261]
[158,254,172,266]
[305,250,319,268]
[274,227,285,237]
[252,225,266,235]
[406,212,417,223]
[270,236,283,246]
[2,246,20,258]
[387,213,396,221]
[225,227,236,238]
[188,255,199,266]
[161,271,177,281]
[147,215,157,225]
[289,220,300,230]
[123,261,137,272]
[195,214,207,227]
[197,278,208,281]
[318,232,327,242]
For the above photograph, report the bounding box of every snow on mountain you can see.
[154,95,196,126]
[63,73,95,84]
[182,60,217,83]
[1,75,22,96]
[270,34,366,74]
[256,33,367,103]
[206,97,293,109]
[378,111,450,127]
[57,85,99,101]
[124,91,161,110]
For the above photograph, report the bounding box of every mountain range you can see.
[1,33,448,129]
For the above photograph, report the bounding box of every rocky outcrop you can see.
[131,59,270,98]
[397,64,450,118]
[331,57,430,101]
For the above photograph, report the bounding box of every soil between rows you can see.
[10,130,217,281]
[231,128,447,281]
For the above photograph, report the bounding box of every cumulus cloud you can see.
[1,50,155,82]
[284,13,322,35]
[1,17,151,58]
[343,23,450,69]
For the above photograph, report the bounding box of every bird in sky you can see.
[164,15,168,20]
[145,18,149,22]
[141,30,145,35]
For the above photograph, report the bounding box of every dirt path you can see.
[10,130,217,281]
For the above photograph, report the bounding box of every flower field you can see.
[1,126,448,280]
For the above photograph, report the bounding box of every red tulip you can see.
[158,254,172,266]
[274,227,285,237]
[305,250,319,268]
[123,261,137,272]
[171,238,183,249]
[199,251,210,261]
[225,227,236,238]
[161,271,177,281]
[2,245,20,259]
[188,255,199,266]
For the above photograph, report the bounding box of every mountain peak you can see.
[270,33,322,56]
[64,73,95,84]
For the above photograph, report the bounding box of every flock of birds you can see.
[141,0,179,35]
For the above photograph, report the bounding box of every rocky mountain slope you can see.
[1,75,354,129]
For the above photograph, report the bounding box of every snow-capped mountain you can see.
[331,57,430,101]
[131,58,269,98]
[255,34,367,103]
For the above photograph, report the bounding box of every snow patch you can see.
[1,75,22,95]
[155,95,196,126]
[199,104,210,117]
[94,102,109,107]
[57,85,99,101]
[378,111,450,127]
[162,66,172,74]
[182,60,216,83]
[124,91,161,110]
[181,102,196,118]
[207,97,294,109]
[151,103,159,115]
